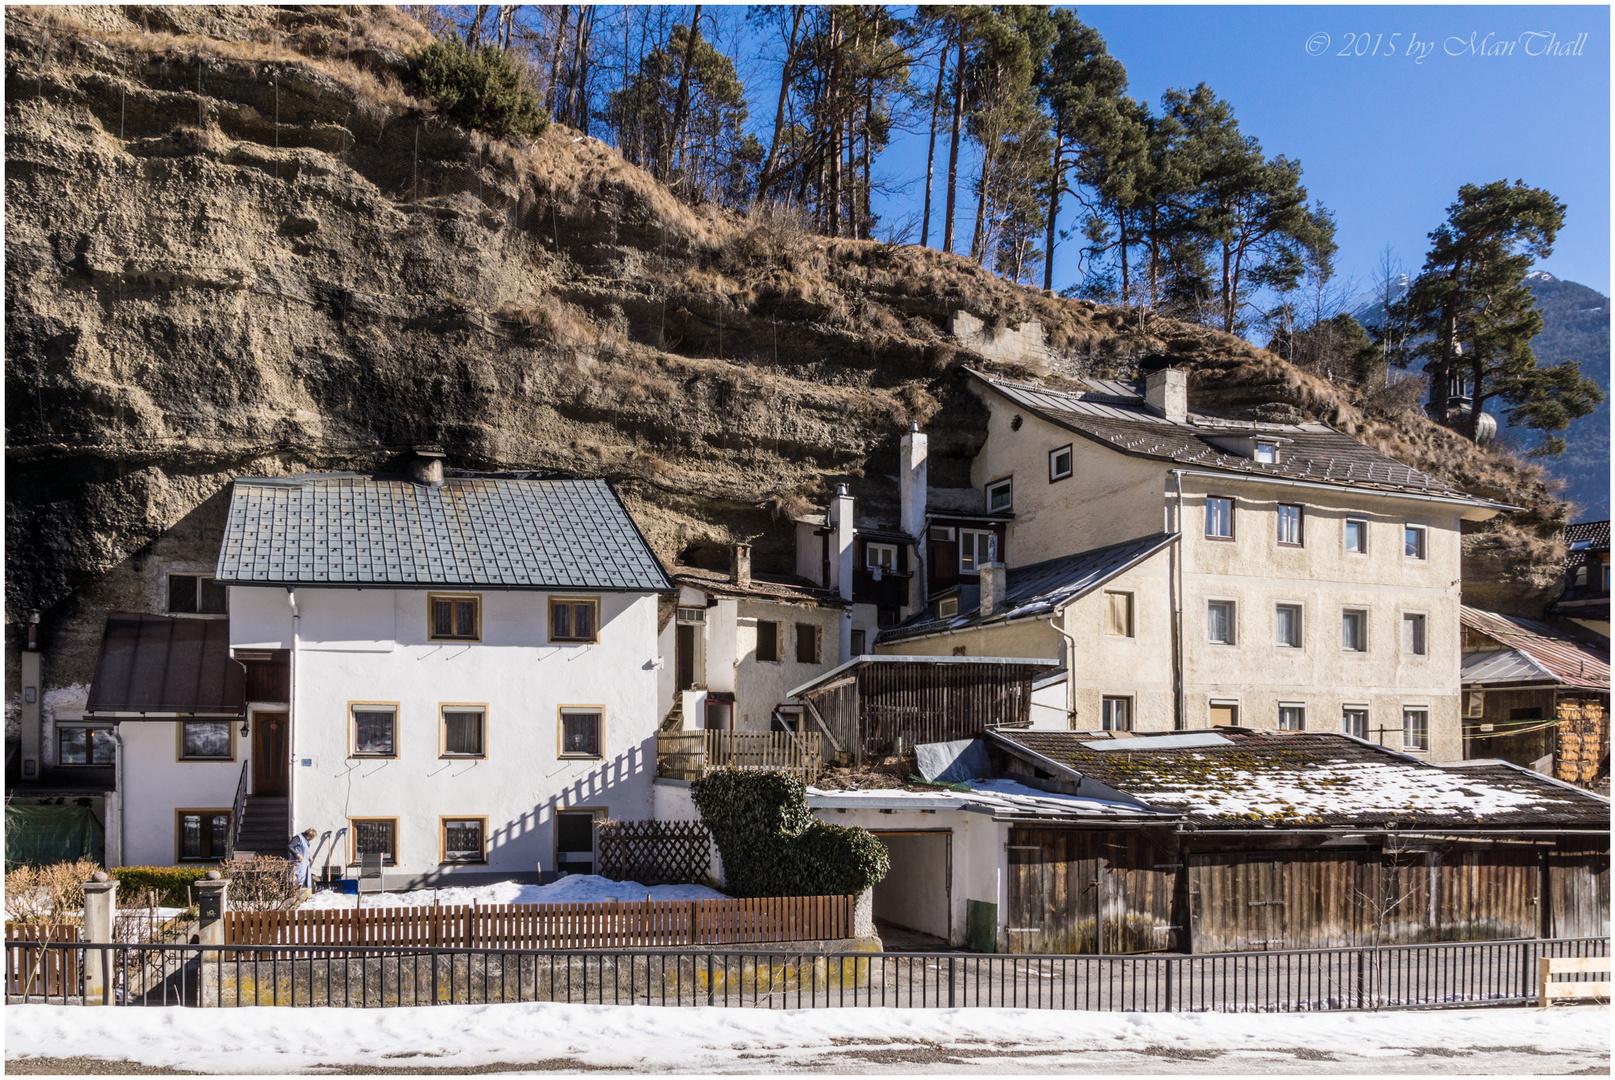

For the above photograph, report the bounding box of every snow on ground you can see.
[5,1000,1607,1075]
[298,874,724,909]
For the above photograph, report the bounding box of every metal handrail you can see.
[225,758,249,861]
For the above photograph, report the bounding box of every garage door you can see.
[872,831,951,941]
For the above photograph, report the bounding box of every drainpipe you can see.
[1170,469,1186,731]
[287,586,299,835]
[110,727,126,868]
[1048,613,1078,730]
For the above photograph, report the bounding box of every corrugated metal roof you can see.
[216,474,672,591]
[877,532,1176,644]
[85,613,245,717]
[990,728,1609,828]
[1460,607,1610,690]
[1461,648,1556,685]
[971,370,1510,507]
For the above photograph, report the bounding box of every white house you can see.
[93,456,671,886]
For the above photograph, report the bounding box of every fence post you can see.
[689,901,698,946]
[82,871,118,1006]
[948,956,956,1008]
[195,870,230,1008]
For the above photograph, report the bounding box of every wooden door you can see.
[1188,853,1285,952]
[1100,832,1180,954]
[1006,828,1099,954]
[252,712,289,796]
[676,624,696,691]
[1548,846,1611,939]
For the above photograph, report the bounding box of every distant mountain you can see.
[1353,272,1610,519]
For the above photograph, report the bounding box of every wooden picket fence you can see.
[225,895,855,949]
[5,923,80,997]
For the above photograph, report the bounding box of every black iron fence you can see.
[7,937,1607,1012]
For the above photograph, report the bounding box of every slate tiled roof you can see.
[989,728,1609,829]
[877,532,1176,643]
[673,566,843,607]
[1460,607,1610,691]
[1566,520,1610,550]
[217,474,672,591]
[971,370,1511,507]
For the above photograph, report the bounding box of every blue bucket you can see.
[337,878,359,895]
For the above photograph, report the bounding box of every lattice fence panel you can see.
[596,820,714,885]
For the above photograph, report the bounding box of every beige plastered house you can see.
[876,368,1516,762]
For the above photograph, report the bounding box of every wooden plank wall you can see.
[1548,847,1612,939]
[1005,829,1181,955]
[223,895,855,949]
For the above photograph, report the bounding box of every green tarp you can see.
[5,802,104,869]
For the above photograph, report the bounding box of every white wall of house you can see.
[116,720,243,868]
[217,584,661,883]
[732,599,843,732]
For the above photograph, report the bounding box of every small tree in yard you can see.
[689,770,889,898]
[412,36,547,140]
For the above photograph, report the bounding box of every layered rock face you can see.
[4,5,1566,692]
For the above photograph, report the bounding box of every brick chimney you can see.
[979,560,1006,619]
[728,543,752,586]
[1144,366,1187,423]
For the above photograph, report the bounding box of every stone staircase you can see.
[233,795,288,857]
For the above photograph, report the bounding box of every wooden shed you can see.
[984,728,1610,954]
[789,656,1057,764]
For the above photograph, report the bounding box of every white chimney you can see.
[831,485,855,603]
[979,560,1006,619]
[1144,367,1188,423]
[900,424,928,613]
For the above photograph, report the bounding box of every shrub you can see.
[689,770,889,898]
[411,37,546,140]
[4,859,100,924]
[220,855,300,911]
[113,866,213,909]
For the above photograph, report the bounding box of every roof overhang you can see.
[788,654,1060,699]
[84,614,245,719]
[1168,468,1517,518]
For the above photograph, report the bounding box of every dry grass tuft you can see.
[3,859,101,924]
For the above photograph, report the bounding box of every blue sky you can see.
[720,5,1611,309]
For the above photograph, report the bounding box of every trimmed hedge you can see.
[689,770,889,898]
[113,866,214,908]
[412,37,547,140]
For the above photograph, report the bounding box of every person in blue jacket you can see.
[289,828,318,889]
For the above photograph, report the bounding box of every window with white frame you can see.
[1341,608,1368,652]
[986,478,1013,513]
[1403,523,1428,560]
[1341,706,1368,740]
[1278,703,1306,731]
[1344,518,1368,554]
[959,530,994,573]
[1205,497,1234,539]
[1402,612,1427,655]
[866,543,897,570]
[1275,604,1303,648]
[1207,600,1236,644]
[1254,441,1279,464]
[1402,707,1429,751]
[1101,696,1133,732]
[1209,699,1240,727]
[1049,445,1073,482]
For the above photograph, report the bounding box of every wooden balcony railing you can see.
[657,730,823,782]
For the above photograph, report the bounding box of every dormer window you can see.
[1254,442,1279,463]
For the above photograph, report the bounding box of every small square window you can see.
[351,818,397,866]
[1049,445,1073,482]
[442,818,487,864]
[430,594,481,641]
[1404,524,1427,560]
[178,811,232,862]
[167,574,228,615]
[441,707,485,757]
[560,708,602,758]
[1278,704,1306,731]
[756,620,781,662]
[1345,519,1368,554]
[1101,696,1132,732]
[59,726,115,766]
[986,478,1013,513]
[929,525,956,542]
[352,706,397,758]
[1254,442,1279,464]
[1207,600,1236,644]
[1342,707,1368,740]
[795,623,820,664]
[180,720,233,761]
[1341,609,1368,652]
[1275,604,1303,648]
[1209,700,1240,727]
[877,606,901,629]
[1206,497,1234,539]
[1402,612,1427,655]
[1276,504,1304,546]
[938,597,959,618]
[866,543,898,570]
[549,598,599,644]
[1402,707,1429,751]
[1103,591,1134,637]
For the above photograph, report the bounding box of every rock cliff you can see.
[3,5,1569,688]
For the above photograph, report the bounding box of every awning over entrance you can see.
[84,613,245,718]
